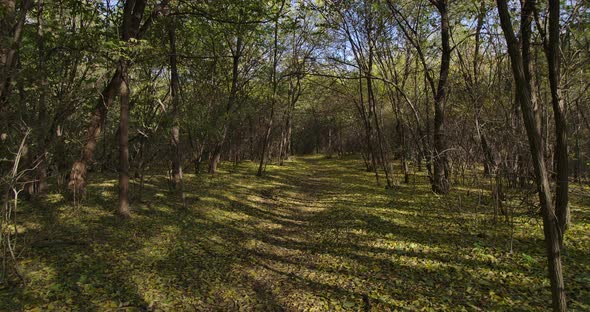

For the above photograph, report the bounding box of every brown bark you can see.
[0,0,33,114]
[68,0,157,196]
[376,42,412,185]
[0,0,16,105]
[277,120,287,165]
[68,69,122,195]
[387,0,449,192]
[208,129,225,174]
[432,0,451,194]
[395,117,410,184]
[358,74,379,181]
[471,2,497,175]
[209,34,242,174]
[280,55,304,165]
[168,17,186,208]
[365,2,393,187]
[257,2,284,176]
[367,71,392,187]
[496,0,566,310]
[257,105,274,176]
[544,0,569,235]
[30,0,49,196]
[116,0,151,217]
[337,4,378,181]
[283,115,293,163]
[118,62,131,218]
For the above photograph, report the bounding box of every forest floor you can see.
[1,155,589,311]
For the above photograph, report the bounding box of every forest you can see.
[0,0,589,311]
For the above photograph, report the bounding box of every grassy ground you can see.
[1,155,589,311]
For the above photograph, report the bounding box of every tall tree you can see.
[208,32,242,174]
[258,0,286,176]
[168,16,187,208]
[539,0,570,235]
[495,0,566,310]
[118,0,151,217]
[387,0,451,193]
[0,0,33,114]
[430,0,451,194]
[68,0,167,200]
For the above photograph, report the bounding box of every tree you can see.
[68,0,167,203]
[537,0,570,236]
[167,16,186,208]
[0,0,33,107]
[117,0,152,217]
[495,0,566,310]
[258,0,286,176]
[387,0,451,193]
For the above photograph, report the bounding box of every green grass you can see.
[1,155,589,311]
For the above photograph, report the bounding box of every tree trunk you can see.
[31,0,49,196]
[168,17,186,208]
[68,0,152,196]
[68,69,122,196]
[0,0,31,108]
[364,0,393,187]
[471,2,497,176]
[116,0,150,217]
[257,2,284,176]
[432,0,451,194]
[209,33,242,174]
[209,133,224,174]
[118,61,131,218]
[368,73,392,187]
[278,121,287,165]
[544,0,569,235]
[496,1,566,310]
[396,119,410,184]
[329,127,334,157]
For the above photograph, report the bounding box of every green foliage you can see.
[1,156,588,310]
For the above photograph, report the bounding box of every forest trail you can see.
[3,1,588,311]
[3,156,589,311]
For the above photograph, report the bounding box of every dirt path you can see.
[230,156,384,311]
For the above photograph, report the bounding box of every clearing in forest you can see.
[1,156,589,311]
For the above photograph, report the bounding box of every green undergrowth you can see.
[1,155,589,311]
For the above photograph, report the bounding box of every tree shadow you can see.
[2,155,588,310]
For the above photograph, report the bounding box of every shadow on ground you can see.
[1,155,589,311]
